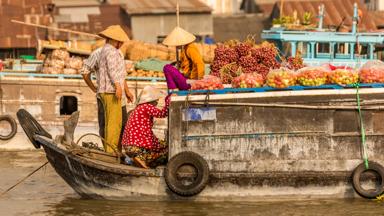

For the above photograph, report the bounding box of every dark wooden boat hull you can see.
[35,135,170,200]
[35,135,362,200]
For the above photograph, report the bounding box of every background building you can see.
[0,0,213,58]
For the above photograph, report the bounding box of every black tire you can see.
[0,115,17,140]
[16,109,52,149]
[165,151,209,197]
[352,161,384,199]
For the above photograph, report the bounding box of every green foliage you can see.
[272,16,294,26]
[302,12,313,25]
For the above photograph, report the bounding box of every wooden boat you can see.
[17,86,384,200]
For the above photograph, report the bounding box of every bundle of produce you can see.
[296,66,328,86]
[128,69,164,78]
[286,56,305,71]
[49,59,65,69]
[63,68,78,75]
[67,57,83,70]
[211,40,282,82]
[235,42,252,57]
[359,60,384,83]
[266,68,296,88]
[42,67,60,74]
[210,45,239,74]
[232,73,264,88]
[191,75,224,90]
[328,69,358,85]
[51,49,70,61]
[218,63,242,84]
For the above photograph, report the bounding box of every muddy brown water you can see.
[1,151,384,216]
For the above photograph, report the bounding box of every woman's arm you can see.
[124,81,134,103]
[146,95,171,118]
[187,46,205,80]
[82,72,97,93]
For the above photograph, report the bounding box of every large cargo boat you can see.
[18,86,384,200]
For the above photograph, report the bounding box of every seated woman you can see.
[121,86,171,169]
[163,27,205,91]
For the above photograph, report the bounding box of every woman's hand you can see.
[125,90,134,103]
[114,82,122,100]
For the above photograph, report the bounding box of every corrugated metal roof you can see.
[122,0,212,15]
[52,0,101,7]
[0,0,53,48]
[55,4,131,39]
[267,0,377,31]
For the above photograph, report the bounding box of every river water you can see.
[1,151,384,216]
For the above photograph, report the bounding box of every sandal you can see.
[133,157,149,169]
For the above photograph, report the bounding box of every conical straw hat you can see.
[98,25,129,42]
[162,26,196,46]
[136,86,167,105]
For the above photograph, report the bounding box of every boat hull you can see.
[36,136,360,200]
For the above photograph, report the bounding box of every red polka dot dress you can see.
[122,96,170,151]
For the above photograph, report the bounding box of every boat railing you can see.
[0,72,166,82]
[262,30,384,37]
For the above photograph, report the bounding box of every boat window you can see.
[317,43,330,53]
[60,96,78,116]
[297,42,308,57]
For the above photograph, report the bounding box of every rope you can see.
[354,83,369,169]
[353,21,369,169]
[0,161,49,197]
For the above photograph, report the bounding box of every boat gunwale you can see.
[34,135,162,177]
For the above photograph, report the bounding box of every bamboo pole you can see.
[176,0,180,27]
[280,0,284,18]
[191,102,384,110]
[176,0,180,68]
[11,20,101,38]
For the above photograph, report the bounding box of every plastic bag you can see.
[328,69,358,85]
[296,66,329,86]
[266,67,296,88]
[191,75,224,90]
[232,73,264,88]
[63,68,78,75]
[67,57,83,69]
[359,60,384,83]
[49,59,65,69]
[51,49,70,61]
[43,66,63,74]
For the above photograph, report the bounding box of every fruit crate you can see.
[172,83,384,96]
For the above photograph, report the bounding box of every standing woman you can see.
[162,27,205,91]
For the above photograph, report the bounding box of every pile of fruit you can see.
[296,67,328,86]
[328,69,359,85]
[266,68,296,88]
[210,40,285,84]
[359,60,384,83]
[232,73,264,88]
[128,69,164,78]
[286,56,305,71]
[191,75,224,90]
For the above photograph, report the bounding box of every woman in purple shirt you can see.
[163,62,191,91]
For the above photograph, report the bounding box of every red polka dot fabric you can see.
[122,96,170,150]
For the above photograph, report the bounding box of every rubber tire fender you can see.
[165,151,209,197]
[16,109,52,149]
[352,161,384,199]
[0,115,17,140]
